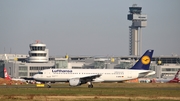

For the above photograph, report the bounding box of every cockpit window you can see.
[38,72,43,74]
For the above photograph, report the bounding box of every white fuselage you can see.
[33,69,154,82]
[12,78,27,82]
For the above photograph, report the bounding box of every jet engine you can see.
[69,78,81,86]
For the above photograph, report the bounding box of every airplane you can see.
[4,68,27,82]
[152,70,180,83]
[33,49,155,88]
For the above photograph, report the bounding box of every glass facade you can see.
[29,72,37,76]
[30,46,46,51]
[19,66,28,71]
[30,53,46,57]
[55,60,68,68]
[162,68,180,71]
[0,61,4,78]
[94,61,105,69]
[120,62,132,69]
[30,66,55,70]
[19,72,28,76]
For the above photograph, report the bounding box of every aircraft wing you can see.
[22,77,34,80]
[69,74,101,80]
[138,71,155,78]
[69,74,104,83]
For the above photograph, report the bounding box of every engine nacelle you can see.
[69,78,81,86]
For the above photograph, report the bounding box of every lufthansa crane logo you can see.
[141,56,150,65]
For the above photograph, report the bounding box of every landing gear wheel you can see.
[88,85,93,88]
[47,82,51,88]
[48,85,51,88]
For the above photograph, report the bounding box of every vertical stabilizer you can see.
[4,68,12,80]
[130,49,154,70]
[168,70,180,83]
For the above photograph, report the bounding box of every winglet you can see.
[130,49,154,70]
[4,67,12,80]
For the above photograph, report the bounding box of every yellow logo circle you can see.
[141,56,150,65]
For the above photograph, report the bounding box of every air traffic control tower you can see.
[127,4,147,56]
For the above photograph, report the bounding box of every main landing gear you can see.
[87,82,93,88]
[47,82,51,88]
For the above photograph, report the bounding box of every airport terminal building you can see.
[0,42,180,79]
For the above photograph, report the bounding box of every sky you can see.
[0,0,180,57]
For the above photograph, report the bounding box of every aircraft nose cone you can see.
[33,74,38,79]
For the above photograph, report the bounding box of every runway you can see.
[0,83,180,90]
[1,95,180,101]
[0,83,180,101]
[0,84,69,88]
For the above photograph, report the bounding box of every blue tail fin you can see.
[130,49,154,70]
